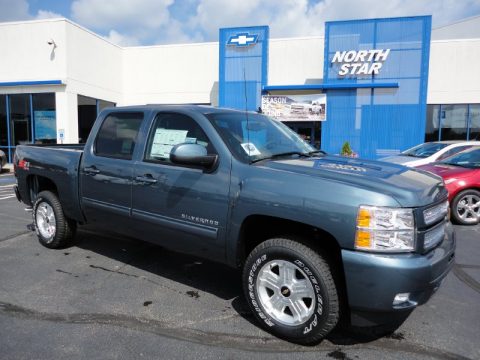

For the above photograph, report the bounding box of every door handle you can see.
[135,174,158,185]
[84,166,100,176]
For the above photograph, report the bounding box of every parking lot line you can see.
[0,195,16,200]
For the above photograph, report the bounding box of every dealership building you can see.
[0,15,479,162]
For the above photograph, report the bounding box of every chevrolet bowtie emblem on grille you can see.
[227,32,258,47]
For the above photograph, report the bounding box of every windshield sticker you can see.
[150,128,188,158]
[241,143,261,156]
[185,137,197,143]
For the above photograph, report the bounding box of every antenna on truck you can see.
[243,67,251,157]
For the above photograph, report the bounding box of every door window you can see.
[145,113,215,164]
[94,112,143,160]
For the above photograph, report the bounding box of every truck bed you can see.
[14,144,85,222]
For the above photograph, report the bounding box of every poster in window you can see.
[261,94,326,122]
[34,111,56,140]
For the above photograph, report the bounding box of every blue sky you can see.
[1,0,480,46]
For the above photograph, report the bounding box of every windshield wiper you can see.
[250,151,311,164]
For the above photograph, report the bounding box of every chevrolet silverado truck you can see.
[13,105,455,344]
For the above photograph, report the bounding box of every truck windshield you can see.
[206,112,315,163]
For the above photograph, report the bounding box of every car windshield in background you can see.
[402,142,449,158]
[440,147,480,169]
[206,112,315,163]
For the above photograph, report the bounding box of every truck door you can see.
[131,111,231,262]
[80,111,144,227]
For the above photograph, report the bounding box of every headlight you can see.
[355,205,415,252]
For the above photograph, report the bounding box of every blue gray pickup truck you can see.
[13,105,455,344]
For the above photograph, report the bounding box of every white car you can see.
[0,150,7,171]
[381,141,480,167]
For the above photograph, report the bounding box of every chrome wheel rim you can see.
[256,260,316,326]
[456,194,480,224]
[36,202,56,241]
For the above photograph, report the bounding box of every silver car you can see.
[381,141,480,167]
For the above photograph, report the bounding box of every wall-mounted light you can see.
[47,39,57,49]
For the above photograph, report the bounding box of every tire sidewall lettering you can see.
[248,253,325,332]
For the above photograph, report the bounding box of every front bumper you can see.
[342,222,456,326]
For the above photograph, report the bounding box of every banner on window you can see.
[261,94,326,122]
[34,110,56,140]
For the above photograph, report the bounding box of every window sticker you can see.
[150,128,188,158]
[185,137,197,144]
[240,142,261,156]
[197,140,208,148]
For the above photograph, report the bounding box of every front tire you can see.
[33,191,76,248]
[451,189,480,225]
[242,237,339,344]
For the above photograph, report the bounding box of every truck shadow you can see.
[74,226,243,301]
[74,225,406,346]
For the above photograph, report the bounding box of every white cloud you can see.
[104,29,140,46]
[190,0,480,41]
[0,0,64,22]
[71,0,180,45]
[0,0,30,21]
[35,10,63,20]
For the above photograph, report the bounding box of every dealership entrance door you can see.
[285,121,322,149]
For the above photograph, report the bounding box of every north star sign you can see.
[332,49,391,76]
[227,32,258,46]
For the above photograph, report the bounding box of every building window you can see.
[440,104,468,140]
[32,93,56,144]
[470,105,480,141]
[9,94,32,146]
[426,104,479,142]
[78,95,116,143]
[0,95,7,148]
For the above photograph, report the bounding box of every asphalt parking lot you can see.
[0,172,479,360]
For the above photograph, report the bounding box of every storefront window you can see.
[9,94,31,146]
[425,105,440,142]
[78,95,116,143]
[440,104,468,140]
[0,95,7,147]
[470,105,480,141]
[32,93,56,144]
[98,99,116,112]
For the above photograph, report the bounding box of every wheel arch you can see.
[236,214,349,322]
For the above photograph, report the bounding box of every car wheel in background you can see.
[451,189,480,225]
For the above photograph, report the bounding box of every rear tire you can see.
[451,189,480,225]
[33,191,76,248]
[242,237,339,345]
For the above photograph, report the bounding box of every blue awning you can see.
[0,80,63,87]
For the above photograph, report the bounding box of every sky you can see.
[1,0,480,46]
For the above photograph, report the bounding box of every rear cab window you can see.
[94,112,144,160]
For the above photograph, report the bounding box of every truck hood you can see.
[260,155,447,207]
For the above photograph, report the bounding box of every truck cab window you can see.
[145,113,216,163]
[95,112,143,160]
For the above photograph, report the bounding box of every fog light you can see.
[393,293,411,306]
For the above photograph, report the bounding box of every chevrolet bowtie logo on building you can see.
[227,32,258,47]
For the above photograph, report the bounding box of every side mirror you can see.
[170,143,218,169]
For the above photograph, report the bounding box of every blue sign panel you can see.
[321,16,432,159]
[219,26,269,111]
[34,110,56,140]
